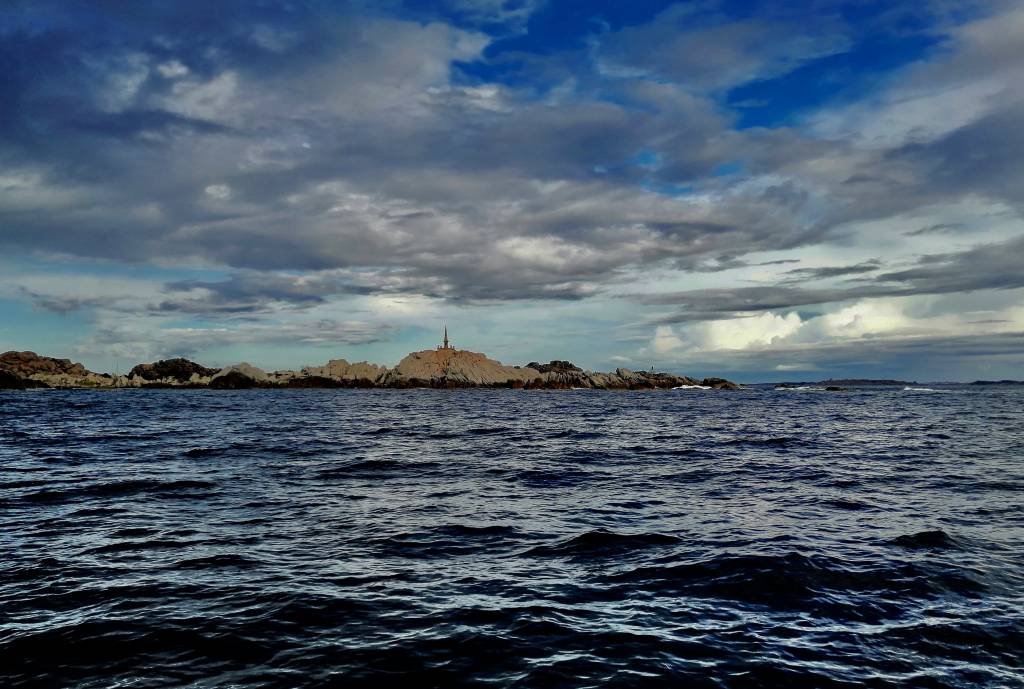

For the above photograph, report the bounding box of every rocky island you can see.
[0,331,740,391]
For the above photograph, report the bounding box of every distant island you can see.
[774,378,918,387]
[0,331,740,391]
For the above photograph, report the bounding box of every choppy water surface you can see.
[1,386,1022,688]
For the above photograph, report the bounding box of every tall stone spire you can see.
[443,325,450,350]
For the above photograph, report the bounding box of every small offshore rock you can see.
[701,377,741,390]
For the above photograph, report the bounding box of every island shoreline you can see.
[0,350,741,391]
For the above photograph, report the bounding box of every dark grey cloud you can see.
[904,222,965,237]
[160,276,335,315]
[76,317,393,363]
[876,237,1024,292]
[157,270,446,315]
[782,260,882,281]
[19,288,109,315]
[640,235,1024,322]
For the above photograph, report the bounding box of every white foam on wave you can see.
[775,386,824,391]
[903,386,947,392]
[672,385,711,390]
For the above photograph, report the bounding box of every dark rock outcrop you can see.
[526,360,583,374]
[207,371,264,389]
[0,369,48,389]
[130,358,219,383]
[0,369,26,389]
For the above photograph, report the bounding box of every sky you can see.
[1,0,1023,382]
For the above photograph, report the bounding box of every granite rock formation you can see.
[0,351,110,388]
[302,359,386,385]
[2,350,88,378]
[211,363,270,384]
[384,349,539,388]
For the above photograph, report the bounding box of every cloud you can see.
[651,326,685,355]
[774,362,817,371]
[904,222,964,236]
[598,4,851,90]
[639,235,1024,323]
[817,301,911,339]
[74,318,392,364]
[437,0,544,33]
[17,288,110,315]
[671,330,1024,381]
[642,295,1024,381]
[693,330,1024,381]
[158,270,445,315]
[645,292,1024,363]
[781,260,882,281]
[809,5,1024,148]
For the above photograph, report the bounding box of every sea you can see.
[1,385,1022,688]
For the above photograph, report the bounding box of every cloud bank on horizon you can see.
[1,0,1022,380]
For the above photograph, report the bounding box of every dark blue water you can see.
[1,386,1022,688]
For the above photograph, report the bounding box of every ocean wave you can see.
[84,538,203,554]
[315,458,443,479]
[524,530,682,558]
[888,529,962,550]
[183,443,250,458]
[515,468,597,488]
[820,498,876,511]
[723,435,802,447]
[550,429,607,439]
[18,478,216,504]
[171,554,260,569]
[370,524,525,558]
[602,551,987,612]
